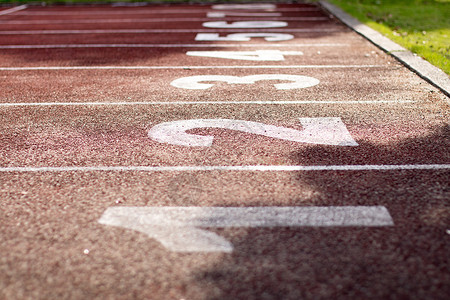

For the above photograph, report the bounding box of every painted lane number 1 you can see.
[98,206,394,252]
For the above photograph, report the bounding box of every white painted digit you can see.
[186,50,303,61]
[170,74,319,90]
[212,4,277,10]
[195,33,294,42]
[98,206,393,253]
[148,118,358,147]
[203,21,287,29]
[207,11,281,18]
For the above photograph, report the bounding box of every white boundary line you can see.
[0,5,27,16]
[0,43,347,49]
[0,17,328,25]
[14,8,321,15]
[0,100,415,107]
[0,28,342,35]
[0,65,385,71]
[1,164,448,173]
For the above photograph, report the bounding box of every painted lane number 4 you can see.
[186,50,303,61]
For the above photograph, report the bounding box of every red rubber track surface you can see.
[0,3,448,299]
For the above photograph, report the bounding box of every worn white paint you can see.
[98,206,394,252]
[148,118,358,147]
[202,21,287,29]
[212,3,277,10]
[186,50,303,61]
[195,33,294,41]
[170,74,319,90]
[207,11,282,18]
[1,164,449,173]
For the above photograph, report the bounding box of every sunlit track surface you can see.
[0,2,448,299]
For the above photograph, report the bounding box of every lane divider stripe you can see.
[0,100,415,107]
[0,43,346,49]
[0,28,343,35]
[0,65,386,71]
[1,164,448,172]
[0,17,328,24]
[14,8,321,15]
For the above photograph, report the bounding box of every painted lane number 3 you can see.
[170,74,319,90]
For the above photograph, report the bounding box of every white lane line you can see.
[0,5,28,16]
[98,206,394,252]
[14,8,321,15]
[0,65,385,71]
[1,164,449,173]
[0,100,414,107]
[0,43,345,49]
[0,17,329,25]
[0,28,342,35]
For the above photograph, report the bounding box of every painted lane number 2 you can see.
[148,118,358,147]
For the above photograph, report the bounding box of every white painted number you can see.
[98,206,394,252]
[170,74,319,90]
[202,21,287,29]
[148,117,358,147]
[212,4,277,10]
[186,50,303,61]
[206,12,281,18]
[195,33,294,42]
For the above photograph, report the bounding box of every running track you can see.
[0,2,449,299]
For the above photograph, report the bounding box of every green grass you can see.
[327,0,450,74]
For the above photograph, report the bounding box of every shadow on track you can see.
[188,125,449,299]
